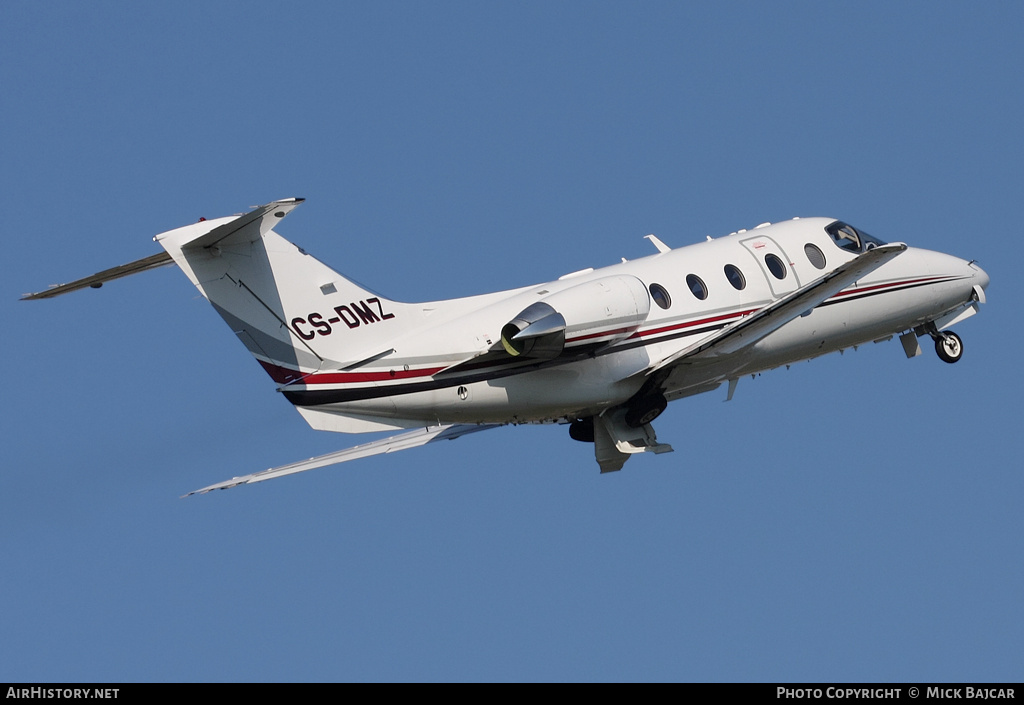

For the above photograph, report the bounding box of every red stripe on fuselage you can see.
[259,359,446,386]
[829,275,950,300]
[631,309,757,340]
[262,275,960,388]
[565,326,637,344]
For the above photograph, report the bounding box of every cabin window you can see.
[804,243,826,269]
[649,283,672,309]
[765,253,787,280]
[686,274,708,300]
[724,264,746,290]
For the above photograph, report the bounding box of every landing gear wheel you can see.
[625,394,668,428]
[935,331,963,364]
[569,417,595,443]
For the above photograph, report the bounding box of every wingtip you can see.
[181,476,251,498]
[21,285,62,301]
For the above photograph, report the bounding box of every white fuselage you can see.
[284,217,988,431]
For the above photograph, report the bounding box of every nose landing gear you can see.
[934,330,963,364]
[916,321,965,364]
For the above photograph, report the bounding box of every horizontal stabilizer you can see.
[20,198,305,300]
[183,423,502,496]
[165,197,304,251]
[21,251,173,300]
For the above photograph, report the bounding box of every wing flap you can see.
[183,423,502,496]
[649,243,907,373]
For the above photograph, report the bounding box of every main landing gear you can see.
[568,392,669,444]
[624,392,668,428]
[569,417,595,443]
[569,404,674,473]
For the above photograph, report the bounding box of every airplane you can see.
[23,198,990,495]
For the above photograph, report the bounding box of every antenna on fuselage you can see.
[644,234,671,253]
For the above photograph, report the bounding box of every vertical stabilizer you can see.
[155,199,414,384]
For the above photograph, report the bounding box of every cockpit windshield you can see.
[825,220,887,253]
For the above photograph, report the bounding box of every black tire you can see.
[569,417,595,443]
[625,394,668,428]
[935,331,963,364]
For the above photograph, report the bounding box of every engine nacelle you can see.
[500,275,651,359]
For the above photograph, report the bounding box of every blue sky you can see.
[2,2,1021,682]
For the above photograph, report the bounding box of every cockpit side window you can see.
[825,220,887,253]
[860,230,887,250]
[826,221,861,252]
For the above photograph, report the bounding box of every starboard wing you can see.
[648,243,908,373]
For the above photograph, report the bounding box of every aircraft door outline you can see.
[741,235,801,297]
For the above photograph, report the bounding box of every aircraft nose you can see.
[970,261,990,292]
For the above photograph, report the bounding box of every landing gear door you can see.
[741,235,801,297]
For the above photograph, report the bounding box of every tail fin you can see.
[155,198,412,385]
[23,199,417,385]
